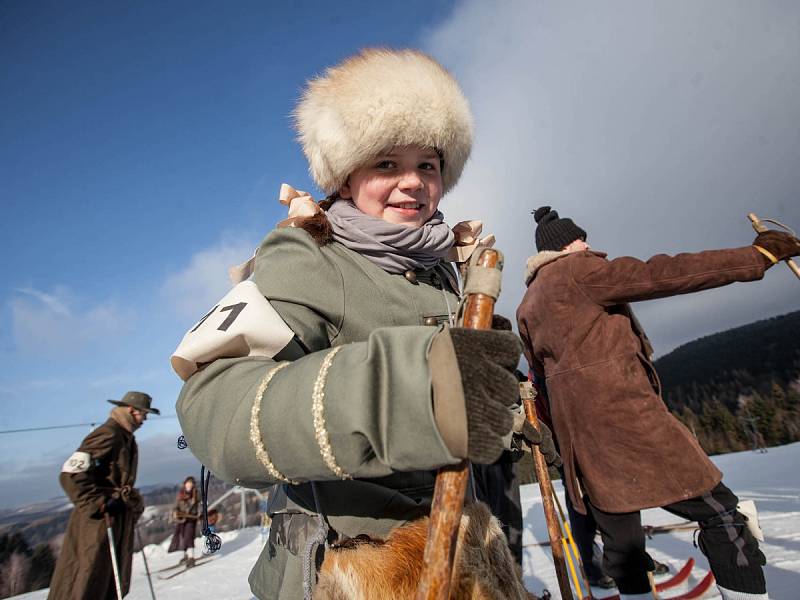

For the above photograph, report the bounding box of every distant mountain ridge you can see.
[656,310,800,413]
[653,310,800,455]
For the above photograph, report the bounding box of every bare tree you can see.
[0,552,31,599]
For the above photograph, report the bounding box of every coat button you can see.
[423,317,438,326]
[404,270,418,284]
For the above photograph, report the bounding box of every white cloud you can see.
[0,431,199,509]
[10,286,133,356]
[428,0,800,351]
[0,379,66,397]
[161,236,258,322]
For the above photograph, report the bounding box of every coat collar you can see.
[524,249,607,285]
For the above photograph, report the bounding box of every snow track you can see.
[16,443,800,599]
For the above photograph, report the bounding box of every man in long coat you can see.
[48,391,159,600]
[516,206,800,600]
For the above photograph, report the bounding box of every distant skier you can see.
[49,391,158,600]
[517,206,800,600]
[168,476,199,568]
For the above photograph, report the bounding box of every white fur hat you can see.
[294,48,473,196]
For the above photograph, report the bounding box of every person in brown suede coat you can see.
[49,391,157,600]
[516,206,800,600]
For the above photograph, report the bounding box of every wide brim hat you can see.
[108,391,160,415]
[294,48,473,196]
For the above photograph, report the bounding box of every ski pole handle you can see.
[416,247,503,600]
[521,383,575,600]
[748,213,800,279]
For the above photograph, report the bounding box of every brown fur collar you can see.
[524,249,608,285]
[524,250,569,285]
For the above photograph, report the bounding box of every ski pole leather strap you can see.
[752,245,778,265]
[461,263,502,299]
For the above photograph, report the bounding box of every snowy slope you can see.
[17,442,800,599]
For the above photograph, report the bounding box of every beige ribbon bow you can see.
[228,184,324,284]
[447,220,496,263]
[278,183,323,222]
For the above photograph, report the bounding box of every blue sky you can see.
[0,0,458,506]
[2,0,799,507]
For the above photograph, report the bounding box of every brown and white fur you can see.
[315,501,535,600]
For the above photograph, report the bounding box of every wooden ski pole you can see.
[647,571,660,599]
[748,212,800,279]
[416,247,503,600]
[520,382,575,600]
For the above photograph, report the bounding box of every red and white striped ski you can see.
[597,559,715,600]
[656,558,695,591]
[658,572,715,600]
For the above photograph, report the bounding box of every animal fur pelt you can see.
[294,48,473,196]
[315,501,536,600]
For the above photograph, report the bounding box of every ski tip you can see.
[655,556,696,591]
[662,571,716,600]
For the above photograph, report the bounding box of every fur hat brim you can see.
[294,48,473,196]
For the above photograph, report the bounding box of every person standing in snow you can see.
[516,206,800,600]
[168,476,199,568]
[172,49,559,599]
[49,391,157,600]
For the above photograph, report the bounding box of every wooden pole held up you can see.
[416,248,502,600]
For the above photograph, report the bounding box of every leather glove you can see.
[491,314,513,331]
[101,496,125,517]
[449,328,522,465]
[515,419,562,470]
[753,231,800,266]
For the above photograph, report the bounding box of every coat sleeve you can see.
[571,246,766,306]
[176,228,460,489]
[59,426,116,516]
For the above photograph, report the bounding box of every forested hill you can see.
[656,310,800,412]
[654,310,800,455]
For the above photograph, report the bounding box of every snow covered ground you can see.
[17,442,800,599]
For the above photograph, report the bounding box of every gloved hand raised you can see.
[753,231,800,265]
[449,328,522,465]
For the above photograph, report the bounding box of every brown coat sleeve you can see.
[571,246,766,306]
[60,426,116,517]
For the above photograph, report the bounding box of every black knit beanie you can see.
[533,206,587,252]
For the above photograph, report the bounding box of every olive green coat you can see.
[176,227,466,599]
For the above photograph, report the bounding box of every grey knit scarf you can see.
[325,200,454,274]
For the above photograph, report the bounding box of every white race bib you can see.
[171,281,295,381]
[62,451,91,474]
[737,500,764,542]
